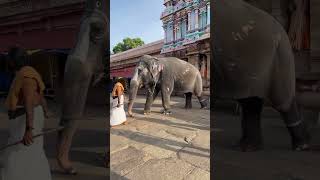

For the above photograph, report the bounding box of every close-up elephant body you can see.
[212,0,310,152]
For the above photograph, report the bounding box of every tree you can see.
[112,37,145,54]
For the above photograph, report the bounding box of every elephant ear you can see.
[149,57,163,78]
[139,55,163,78]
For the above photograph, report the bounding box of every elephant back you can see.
[160,57,201,91]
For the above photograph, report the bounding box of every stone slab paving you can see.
[213,109,320,180]
[0,95,210,180]
[0,99,108,180]
[110,95,210,180]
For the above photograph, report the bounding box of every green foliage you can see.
[112,37,145,54]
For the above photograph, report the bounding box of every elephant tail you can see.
[194,72,203,97]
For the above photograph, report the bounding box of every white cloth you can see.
[110,95,127,126]
[1,106,52,180]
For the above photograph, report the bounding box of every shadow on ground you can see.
[212,109,320,180]
[111,128,209,158]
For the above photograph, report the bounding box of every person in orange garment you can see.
[110,77,127,127]
[1,47,52,180]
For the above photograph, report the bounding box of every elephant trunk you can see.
[56,13,92,171]
[128,79,139,116]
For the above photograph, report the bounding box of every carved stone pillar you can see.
[206,52,210,87]
[200,56,206,78]
[187,10,191,31]
[177,21,181,39]
[195,8,199,29]
[198,10,202,29]
[194,54,200,70]
[163,24,167,43]
[207,3,210,25]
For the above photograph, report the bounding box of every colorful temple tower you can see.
[160,0,211,90]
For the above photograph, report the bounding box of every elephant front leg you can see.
[144,86,160,115]
[161,87,172,115]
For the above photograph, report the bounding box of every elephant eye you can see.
[90,23,104,42]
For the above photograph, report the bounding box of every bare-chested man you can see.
[1,47,52,180]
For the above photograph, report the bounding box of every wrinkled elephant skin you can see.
[212,0,310,151]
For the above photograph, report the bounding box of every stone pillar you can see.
[182,18,187,37]
[193,54,200,70]
[187,10,192,31]
[195,8,199,29]
[177,21,181,39]
[200,57,206,78]
[163,24,167,43]
[173,24,176,41]
[199,11,203,29]
[168,21,173,42]
[172,23,174,42]
[207,4,210,25]
[206,53,210,87]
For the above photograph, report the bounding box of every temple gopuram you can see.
[160,0,210,90]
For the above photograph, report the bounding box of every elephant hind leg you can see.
[278,99,310,151]
[193,73,207,108]
[185,92,192,109]
[237,97,264,152]
[197,96,208,109]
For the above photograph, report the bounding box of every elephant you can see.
[56,0,108,174]
[212,0,310,151]
[243,0,296,31]
[127,55,208,116]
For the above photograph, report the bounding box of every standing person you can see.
[110,77,127,127]
[1,47,52,180]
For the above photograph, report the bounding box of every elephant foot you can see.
[143,110,151,115]
[233,138,263,152]
[161,109,172,115]
[200,105,208,109]
[57,157,77,175]
[184,104,192,109]
[293,144,310,151]
[287,123,311,151]
[197,96,208,109]
[128,111,134,117]
[200,99,208,109]
[240,144,263,152]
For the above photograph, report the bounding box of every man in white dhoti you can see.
[1,48,52,180]
[110,77,127,127]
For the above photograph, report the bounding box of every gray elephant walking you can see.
[127,55,207,116]
[212,0,310,151]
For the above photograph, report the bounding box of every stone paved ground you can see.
[0,97,108,180]
[213,105,320,180]
[110,95,210,180]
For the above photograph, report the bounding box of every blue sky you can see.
[110,0,164,51]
